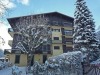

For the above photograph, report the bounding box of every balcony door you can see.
[43,55,47,63]
[31,55,34,66]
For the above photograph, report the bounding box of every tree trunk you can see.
[27,53,34,73]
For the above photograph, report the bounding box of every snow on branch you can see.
[15,14,51,53]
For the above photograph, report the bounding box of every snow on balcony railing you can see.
[4,49,12,54]
[8,28,13,32]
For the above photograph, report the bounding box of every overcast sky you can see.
[0,0,100,49]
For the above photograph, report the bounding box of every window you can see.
[52,29,60,32]
[43,55,47,63]
[54,46,60,50]
[54,37,59,40]
[15,55,20,64]
[64,30,73,35]
[31,55,34,66]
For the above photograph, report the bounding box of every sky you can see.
[0,0,100,49]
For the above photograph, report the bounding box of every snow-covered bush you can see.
[0,61,4,70]
[0,49,4,57]
[48,51,83,75]
[31,51,83,75]
[0,61,12,70]
[12,65,22,75]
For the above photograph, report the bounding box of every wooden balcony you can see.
[4,49,12,54]
[4,49,26,54]
[66,42,73,47]
[8,28,19,37]
[8,28,14,37]
[52,40,62,44]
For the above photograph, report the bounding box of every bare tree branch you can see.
[14,14,51,70]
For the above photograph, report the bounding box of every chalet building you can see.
[4,12,74,66]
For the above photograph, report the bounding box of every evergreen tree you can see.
[73,0,100,62]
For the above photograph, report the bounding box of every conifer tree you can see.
[73,0,100,62]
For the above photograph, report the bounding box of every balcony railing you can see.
[33,50,52,54]
[4,49,12,54]
[4,49,25,54]
[66,42,73,45]
[4,48,52,54]
[42,49,52,54]
[63,22,73,27]
[8,28,19,37]
[8,28,13,32]
[8,28,19,32]
[66,42,73,47]
[48,21,73,27]
[52,40,62,44]
[8,28,14,37]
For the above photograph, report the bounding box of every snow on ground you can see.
[0,67,12,75]
[0,67,32,75]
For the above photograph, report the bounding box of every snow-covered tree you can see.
[0,36,5,57]
[0,49,4,57]
[0,0,14,17]
[15,14,51,70]
[96,31,100,49]
[0,36,5,46]
[73,0,100,62]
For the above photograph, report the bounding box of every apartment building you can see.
[4,12,74,66]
